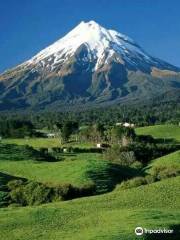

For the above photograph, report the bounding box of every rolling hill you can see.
[0,124,180,239]
[0,177,179,240]
[145,150,180,175]
[136,124,180,142]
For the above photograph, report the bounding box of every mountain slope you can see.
[0,20,180,110]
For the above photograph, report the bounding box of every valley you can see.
[0,123,180,239]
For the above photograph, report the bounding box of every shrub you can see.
[53,184,74,200]
[119,151,136,165]
[130,161,143,169]
[24,182,51,205]
[119,165,180,191]
[7,179,25,190]
[120,177,147,189]
[7,180,96,206]
[104,145,136,166]
[9,186,27,206]
[152,166,180,180]
[8,180,53,206]
[53,183,96,200]
[127,142,180,164]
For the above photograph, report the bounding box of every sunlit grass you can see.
[0,177,179,240]
[136,124,180,142]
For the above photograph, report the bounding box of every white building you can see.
[46,133,56,138]
[115,122,135,128]
[96,143,101,148]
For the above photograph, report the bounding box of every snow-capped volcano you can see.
[27,21,148,68]
[25,20,164,72]
[0,20,180,111]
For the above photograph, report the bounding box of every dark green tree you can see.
[61,121,79,143]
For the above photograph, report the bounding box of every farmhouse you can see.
[123,122,135,128]
[116,122,135,128]
[46,133,56,138]
[96,143,110,148]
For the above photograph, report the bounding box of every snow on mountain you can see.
[26,20,153,71]
[0,20,179,111]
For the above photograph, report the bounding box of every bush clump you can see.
[151,166,180,180]
[104,145,136,166]
[130,161,143,169]
[8,180,51,206]
[7,180,96,206]
[119,166,179,190]
[120,177,147,190]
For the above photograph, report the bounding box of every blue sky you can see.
[0,0,180,73]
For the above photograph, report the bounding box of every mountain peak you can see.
[25,20,179,74]
[0,21,179,111]
[27,20,143,68]
[79,20,100,26]
[77,20,102,29]
[67,20,106,39]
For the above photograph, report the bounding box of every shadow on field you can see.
[143,224,180,240]
[86,163,141,194]
[0,172,25,191]
[0,143,54,162]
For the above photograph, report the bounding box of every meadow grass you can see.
[0,152,102,186]
[0,149,139,194]
[1,126,180,239]
[0,177,179,240]
[135,124,180,142]
[2,138,95,149]
[2,138,62,148]
[145,150,180,174]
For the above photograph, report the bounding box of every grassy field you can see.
[2,138,94,149]
[0,149,138,194]
[2,137,61,148]
[0,177,179,240]
[0,152,101,185]
[0,125,180,239]
[136,124,180,142]
[145,150,180,174]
